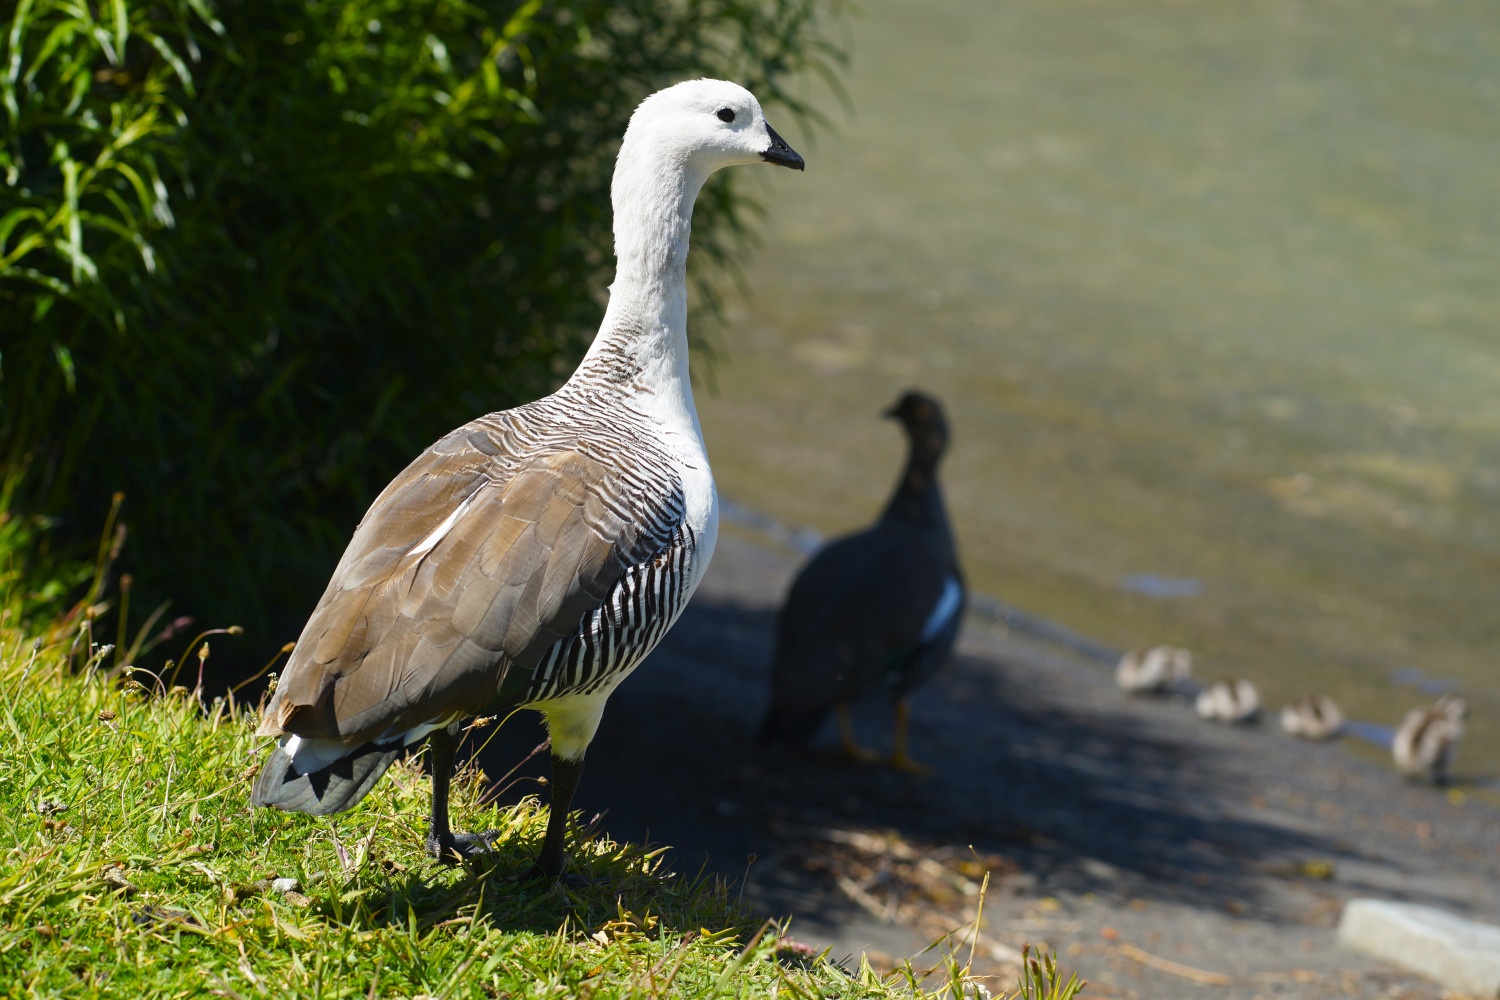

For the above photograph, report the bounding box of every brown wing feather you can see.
[258,423,654,745]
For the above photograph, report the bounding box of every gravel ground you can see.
[476,521,1500,999]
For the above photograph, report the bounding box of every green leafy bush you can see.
[0,0,842,658]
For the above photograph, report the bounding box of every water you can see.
[697,0,1500,770]
[1119,574,1203,599]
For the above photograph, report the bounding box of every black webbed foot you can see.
[426,829,502,864]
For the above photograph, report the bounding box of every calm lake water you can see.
[695,0,1500,771]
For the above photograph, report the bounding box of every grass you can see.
[0,562,1084,999]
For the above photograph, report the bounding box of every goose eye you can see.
[716,107,735,123]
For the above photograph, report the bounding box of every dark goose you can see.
[757,391,965,773]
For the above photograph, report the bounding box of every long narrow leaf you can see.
[0,208,46,254]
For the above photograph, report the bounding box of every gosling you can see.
[1280,695,1344,741]
[1116,645,1191,695]
[1393,694,1467,785]
[1196,679,1260,724]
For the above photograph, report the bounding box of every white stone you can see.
[1338,898,1500,996]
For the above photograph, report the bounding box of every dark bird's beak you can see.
[881,403,899,420]
[761,121,805,171]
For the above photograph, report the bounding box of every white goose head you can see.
[602,78,805,308]
[619,78,805,177]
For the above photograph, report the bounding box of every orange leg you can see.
[837,703,882,763]
[889,699,931,776]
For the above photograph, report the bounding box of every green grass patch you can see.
[0,608,1082,999]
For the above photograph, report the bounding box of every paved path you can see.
[477,525,1500,999]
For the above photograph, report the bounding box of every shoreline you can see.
[720,496,1492,784]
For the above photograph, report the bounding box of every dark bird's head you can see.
[883,390,949,464]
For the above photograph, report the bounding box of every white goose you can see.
[1115,645,1191,694]
[251,79,804,878]
[1280,694,1344,741]
[1393,694,1467,785]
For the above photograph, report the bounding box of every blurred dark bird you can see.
[756,390,965,773]
[1393,694,1466,785]
[249,79,806,879]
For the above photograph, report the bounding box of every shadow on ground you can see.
[470,588,1346,929]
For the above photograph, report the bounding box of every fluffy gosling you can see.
[1196,679,1260,724]
[1116,645,1191,695]
[1280,694,1344,741]
[1393,694,1467,785]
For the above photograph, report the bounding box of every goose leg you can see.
[424,724,497,862]
[889,698,931,776]
[836,704,881,763]
[1432,746,1451,787]
[531,752,585,879]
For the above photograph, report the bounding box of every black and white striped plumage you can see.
[525,507,696,704]
[757,391,965,773]
[251,79,805,878]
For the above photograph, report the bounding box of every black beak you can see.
[761,121,805,171]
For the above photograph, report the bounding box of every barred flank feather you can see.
[253,386,704,791]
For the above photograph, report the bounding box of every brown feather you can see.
[256,416,666,744]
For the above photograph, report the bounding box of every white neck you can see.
[570,144,713,422]
[567,139,721,586]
